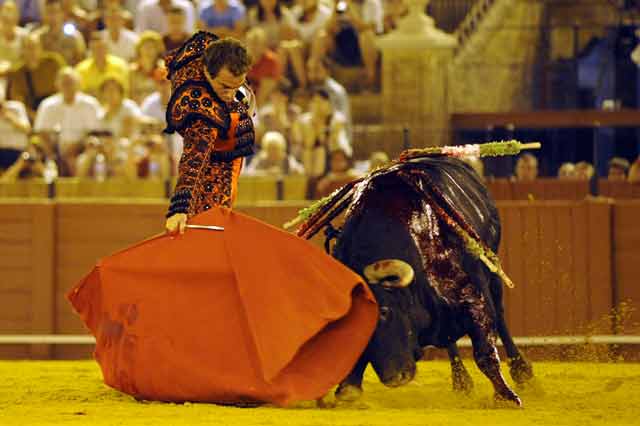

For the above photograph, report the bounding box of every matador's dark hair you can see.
[203,37,252,79]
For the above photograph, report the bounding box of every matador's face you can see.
[204,66,247,105]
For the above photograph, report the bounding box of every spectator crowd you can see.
[0,0,398,198]
[0,0,638,199]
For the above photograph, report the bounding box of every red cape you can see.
[67,208,377,405]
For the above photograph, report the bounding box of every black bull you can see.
[327,157,534,405]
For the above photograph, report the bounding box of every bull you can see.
[303,156,534,406]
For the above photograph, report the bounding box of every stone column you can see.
[377,0,457,148]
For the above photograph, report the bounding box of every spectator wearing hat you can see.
[75,31,130,98]
[607,157,630,182]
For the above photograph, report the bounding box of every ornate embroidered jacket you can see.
[164,32,255,218]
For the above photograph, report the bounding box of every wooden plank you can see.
[538,203,558,334]
[586,200,613,333]
[522,204,542,335]
[571,203,590,332]
[501,203,526,336]
[283,176,308,201]
[30,203,56,358]
[554,205,575,334]
[0,244,31,268]
[0,345,31,359]
[55,306,87,334]
[0,222,32,240]
[612,201,640,334]
[486,179,512,201]
[496,205,513,332]
[0,269,31,292]
[0,318,31,333]
[0,291,32,321]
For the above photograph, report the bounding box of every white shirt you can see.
[0,100,29,150]
[141,91,184,163]
[101,29,140,62]
[361,0,384,34]
[323,77,352,141]
[285,3,332,43]
[100,99,142,138]
[135,0,196,34]
[34,93,103,148]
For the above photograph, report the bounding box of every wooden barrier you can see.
[0,198,636,359]
[497,200,613,336]
[0,180,50,198]
[487,179,590,201]
[612,201,640,335]
[598,180,640,199]
[0,201,55,359]
[55,178,167,199]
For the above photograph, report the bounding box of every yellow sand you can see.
[0,360,638,426]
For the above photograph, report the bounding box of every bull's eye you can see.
[380,306,391,322]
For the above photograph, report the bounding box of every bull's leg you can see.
[496,317,534,385]
[447,343,473,393]
[468,325,521,406]
[489,277,534,385]
[335,354,368,402]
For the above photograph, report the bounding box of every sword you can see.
[185,225,225,231]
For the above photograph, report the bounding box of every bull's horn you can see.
[363,259,415,288]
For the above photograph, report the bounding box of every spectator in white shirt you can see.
[99,77,141,138]
[135,0,195,35]
[140,67,182,174]
[0,99,30,170]
[101,5,139,61]
[34,66,102,173]
[307,56,352,142]
[0,0,29,71]
[280,0,332,89]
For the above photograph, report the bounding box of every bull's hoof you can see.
[335,383,363,402]
[494,389,523,408]
[451,362,474,394]
[316,394,336,409]
[508,355,534,385]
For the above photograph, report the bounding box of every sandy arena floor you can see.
[0,360,638,426]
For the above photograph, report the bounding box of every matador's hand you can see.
[165,213,188,235]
